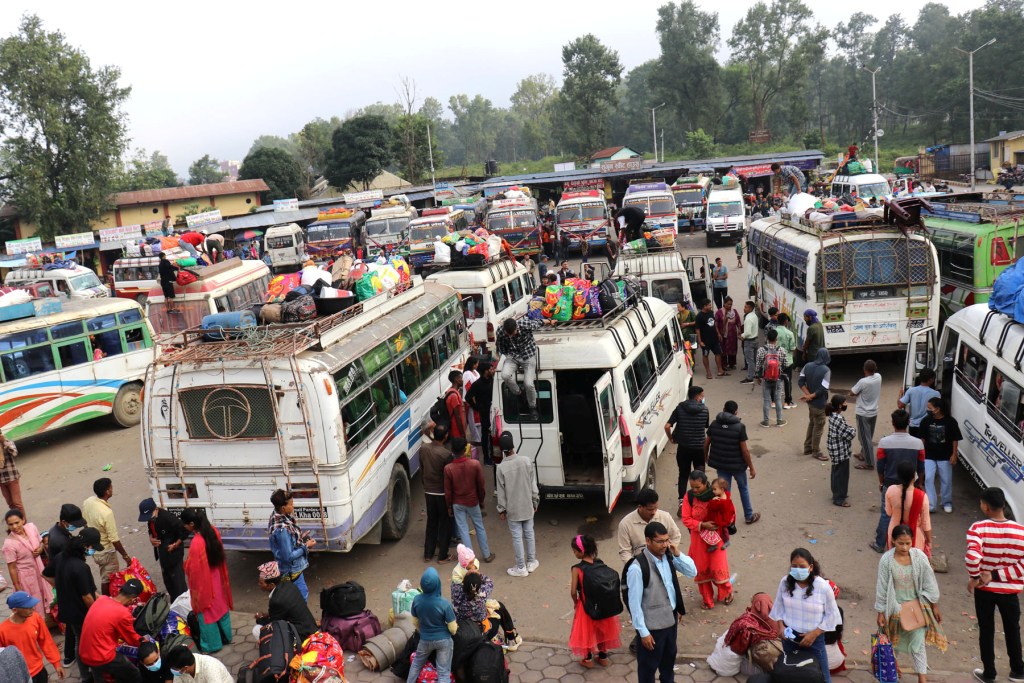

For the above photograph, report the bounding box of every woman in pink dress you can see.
[681,471,734,609]
[885,460,932,555]
[2,509,49,617]
[715,297,742,369]
[181,508,233,653]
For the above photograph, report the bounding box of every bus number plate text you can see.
[293,507,328,520]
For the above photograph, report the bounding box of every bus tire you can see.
[112,382,143,428]
[381,464,411,541]
[643,451,657,493]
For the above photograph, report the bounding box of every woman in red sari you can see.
[181,508,233,653]
[681,470,733,609]
[714,297,742,369]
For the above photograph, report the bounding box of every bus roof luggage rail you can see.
[979,309,1000,346]
[996,318,1023,358]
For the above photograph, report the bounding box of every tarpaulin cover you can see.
[990,257,1024,321]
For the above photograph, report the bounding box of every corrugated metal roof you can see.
[205,208,322,234]
[113,179,270,206]
[985,130,1024,142]
[590,145,627,159]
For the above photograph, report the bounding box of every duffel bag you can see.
[771,652,825,683]
[320,581,366,618]
[467,641,508,683]
[321,610,381,653]
[282,295,316,323]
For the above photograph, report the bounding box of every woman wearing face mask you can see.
[884,460,932,556]
[874,524,946,683]
[769,548,842,683]
[138,640,172,683]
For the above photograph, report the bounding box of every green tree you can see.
[238,147,304,201]
[727,0,824,133]
[448,94,498,167]
[0,15,130,241]
[294,117,340,194]
[326,115,393,191]
[556,34,623,155]
[685,128,717,159]
[188,154,226,185]
[247,134,296,157]
[119,149,179,191]
[609,61,661,154]
[511,74,558,158]
[394,114,443,184]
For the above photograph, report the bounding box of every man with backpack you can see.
[755,329,789,428]
[625,521,697,683]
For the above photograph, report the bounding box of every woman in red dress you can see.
[181,508,233,653]
[568,534,622,668]
[681,470,734,609]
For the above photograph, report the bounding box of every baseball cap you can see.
[120,579,144,597]
[79,527,104,551]
[59,503,87,528]
[6,591,40,609]
[138,498,157,522]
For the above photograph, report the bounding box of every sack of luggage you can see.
[771,652,825,683]
[321,610,381,653]
[467,641,508,683]
[578,560,624,620]
[133,592,170,637]
[321,582,367,618]
[282,295,316,323]
[252,620,301,682]
[451,618,485,671]
[597,279,622,315]
[289,630,346,681]
[260,303,283,324]
[749,639,783,673]
[176,270,198,286]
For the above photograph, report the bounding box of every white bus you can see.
[145,258,271,337]
[141,279,468,551]
[494,293,691,511]
[746,210,939,354]
[906,304,1024,519]
[622,183,677,234]
[0,298,155,440]
[5,265,108,300]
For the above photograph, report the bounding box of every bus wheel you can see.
[112,382,143,428]
[381,464,411,541]
[644,452,657,493]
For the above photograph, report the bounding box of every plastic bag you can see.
[527,296,545,320]
[552,286,574,322]
[389,257,411,281]
[786,192,818,217]
[108,557,157,602]
[170,591,192,618]
[355,273,378,301]
[0,290,32,307]
[434,242,451,264]
[706,634,743,677]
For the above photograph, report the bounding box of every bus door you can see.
[594,373,622,512]
[905,327,937,392]
[685,255,711,304]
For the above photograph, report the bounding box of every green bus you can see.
[924,194,1024,321]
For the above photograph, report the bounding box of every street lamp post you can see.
[861,65,881,173]
[955,38,997,191]
[650,103,665,163]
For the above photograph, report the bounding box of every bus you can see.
[409,209,469,269]
[112,248,191,304]
[922,193,1024,320]
[0,298,155,440]
[671,176,711,229]
[145,258,271,337]
[443,197,488,229]
[494,291,691,510]
[555,190,610,252]
[305,210,367,257]
[5,265,108,300]
[485,197,541,258]
[746,204,940,354]
[906,303,1024,519]
[141,279,469,551]
[364,204,417,259]
[622,183,677,234]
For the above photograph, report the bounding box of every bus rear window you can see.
[461,294,484,319]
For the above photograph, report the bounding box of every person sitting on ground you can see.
[254,561,318,641]
[138,640,173,683]
[165,645,233,683]
[450,544,522,651]
[79,579,144,682]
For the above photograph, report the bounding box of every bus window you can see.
[508,277,523,302]
[989,369,1024,438]
[87,314,118,332]
[92,330,124,358]
[598,383,617,437]
[123,326,147,351]
[398,351,422,395]
[371,374,398,416]
[341,390,376,448]
[57,341,89,369]
[652,279,685,304]
[939,329,959,398]
[1,347,55,380]
[461,294,484,320]
[118,309,143,325]
[492,286,510,313]
[416,344,436,379]
[0,329,48,350]
[956,342,987,402]
[501,379,553,423]
[50,321,85,340]
[653,328,673,372]
[626,348,657,409]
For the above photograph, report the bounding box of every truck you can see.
[671,176,711,230]
[485,197,541,258]
[364,197,417,259]
[262,223,307,273]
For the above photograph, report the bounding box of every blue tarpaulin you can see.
[990,258,1024,321]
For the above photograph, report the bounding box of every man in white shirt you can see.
[740,300,759,384]
[617,488,682,563]
[167,646,233,683]
[849,359,882,470]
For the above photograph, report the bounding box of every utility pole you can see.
[955,38,997,191]
[660,129,665,163]
[860,65,881,173]
[427,122,437,206]
[650,103,665,163]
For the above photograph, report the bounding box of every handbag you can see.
[899,600,926,630]
[871,631,899,683]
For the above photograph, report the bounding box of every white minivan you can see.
[705,187,747,247]
[425,258,532,354]
[829,173,891,201]
[614,248,707,309]
[5,265,109,299]
[263,223,307,273]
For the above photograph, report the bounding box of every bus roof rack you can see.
[923,196,1024,223]
[156,279,421,365]
[780,197,934,236]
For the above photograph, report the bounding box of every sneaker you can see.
[507,566,529,577]
[869,542,885,553]
[944,504,953,513]
[759,420,770,427]
[776,420,788,427]
[740,379,755,385]
[526,559,540,573]
[974,669,996,683]
[482,553,496,563]
[784,403,796,409]
[1008,672,1024,682]
[507,634,523,652]
[62,655,76,667]
[771,402,777,408]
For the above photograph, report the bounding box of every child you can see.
[568,535,621,668]
[826,395,856,507]
[407,567,457,683]
[699,479,735,551]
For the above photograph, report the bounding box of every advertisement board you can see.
[54,232,96,249]
[185,210,223,229]
[600,159,643,173]
[273,198,299,212]
[343,190,384,205]
[5,237,42,255]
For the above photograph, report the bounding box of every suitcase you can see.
[201,311,257,340]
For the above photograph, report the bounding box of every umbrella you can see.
[238,229,263,240]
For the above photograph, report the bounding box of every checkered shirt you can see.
[495,318,542,363]
[826,413,856,465]
[769,576,842,634]
[0,440,19,484]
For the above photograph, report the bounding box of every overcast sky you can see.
[0,0,979,175]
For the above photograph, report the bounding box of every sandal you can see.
[437,554,455,564]
[855,463,873,470]
[833,501,852,508]
[814,454,829,462]
[580,658,595,669]
[722,594,735,605]
[854,453,865,461]
[700,603,714,610]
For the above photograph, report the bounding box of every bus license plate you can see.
[293,507,328,520]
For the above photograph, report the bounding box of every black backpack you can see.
[251,620,300,682]
[430,388,459,430]
[620,553,651,609]
[579,560,624,620]
[320,581,366,618]
[467,642,509,683]
[452,618,485,671]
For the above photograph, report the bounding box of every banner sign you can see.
[626,182,670,193]
[273,198,299,212]
[5,237,42,255]
[54,232,96,249]
[100,225,143,243]
[343,190,384,205]
[143,220,166,237]
[433,182,456,201]
[185,210,223,229]
[563,178,604,191]
[600,159,643,173]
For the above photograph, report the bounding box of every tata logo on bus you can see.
[965,419,1024,483]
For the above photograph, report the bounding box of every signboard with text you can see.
[54,232,96,249]
[185,210,223,229]
[748,129,772,144]
[343,190,384,205]
[563,178,604,191]
[5,237,42,255]
[100,225,143,243]
[600,159,643,173]
[273,198,299,212]
[433,182,455,201]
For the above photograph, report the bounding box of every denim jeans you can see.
[507,518,536,569]
[782,364,793,404]
[406,637,454,683]
[289,572,308,601]
[762,381,783,423]
[453,504,491,557]
[501,355,537,410]
[924,459,953,508]
[874,487,892,548]
[716,468,754,521]
[783,633,831,683]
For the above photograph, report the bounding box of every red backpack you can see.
[763,348,781,382]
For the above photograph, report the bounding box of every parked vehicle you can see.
[486,197,541,258]
[671,176,712,229]
[829,173,891,201]
[443,197,488,229]
[305,209,367,257]
[614,247,701,307]
[5,265,108,299]
[112,248,191,304]
[704,186,747,246]
[364,202,417,259]
[622,182,677,234]
[263,224,308,273]
[1,282,57,299]
[409,208,469,269]
[555,190,611,252]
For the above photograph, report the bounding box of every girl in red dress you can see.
[568,534,622,668]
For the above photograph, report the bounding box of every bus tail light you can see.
[621,430,634,467]
[993,237,1012,266]
[487,322,495,342]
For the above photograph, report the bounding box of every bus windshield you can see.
[708,202,744,219]
[366,217,411,237]
[856,182,890,198]
[308,224,350,243]
[673,189,703,204]
[71,273,103,291]
[411,223,449,241]
[625,197,675,216]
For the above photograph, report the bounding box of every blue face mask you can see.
[170,669,181,677]
[790,566,811,582]
[145,658,162,672]
[85,548,96,556]
[66,525,78,532]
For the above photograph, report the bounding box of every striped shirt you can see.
[966,518,1024,594]
[768,576,842,634]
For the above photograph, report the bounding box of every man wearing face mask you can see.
[165,645,233,682]
[49,528,103,682]
[138,497,188,601]
[138,640,172,683]
[45,503,87,566]
[666,386,710,515]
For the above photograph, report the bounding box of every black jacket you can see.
[706,412,748,473]
[150,508,188,569]
[259,580,318,641]
[668,400,709,450]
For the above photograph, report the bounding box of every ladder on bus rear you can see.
[819,233,848,322]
